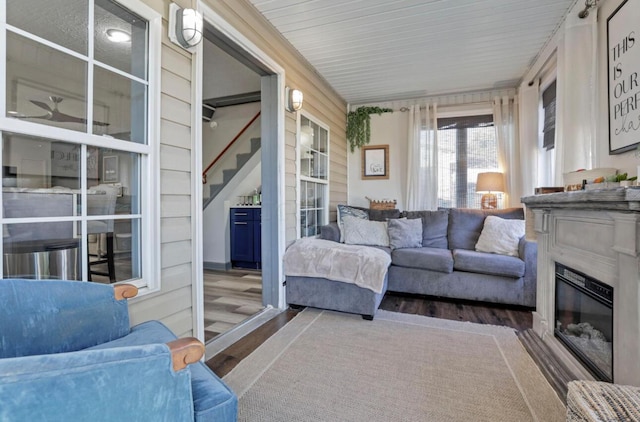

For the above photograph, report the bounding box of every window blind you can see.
[542,80,557,151]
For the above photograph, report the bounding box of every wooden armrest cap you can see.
[168,337,205,371]
[114,284,139,300]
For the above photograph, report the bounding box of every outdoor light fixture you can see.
[476,172,505,209]
[286,87,304,112]
[168,3,203,52]
[106,28,131,43]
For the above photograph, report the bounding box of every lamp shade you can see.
[476,172,505,193]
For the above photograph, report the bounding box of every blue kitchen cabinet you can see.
[230,207,261,269]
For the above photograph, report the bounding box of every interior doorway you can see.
[198,14,284,349]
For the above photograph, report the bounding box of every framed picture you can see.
[102,156,119,183]
[607,0,640,154]
[361,145,389,180]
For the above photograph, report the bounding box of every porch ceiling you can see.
[247,0,577,104]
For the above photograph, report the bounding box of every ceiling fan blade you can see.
[50,110,110,127]
[30,100,54,113]
[8,110,53,120]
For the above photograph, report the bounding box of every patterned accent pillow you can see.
[387,218,423,250]
[342,216,389,247]
[337,204,369,243]
[475,216,525,257]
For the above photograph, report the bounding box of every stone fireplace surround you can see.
[522,188,640,387]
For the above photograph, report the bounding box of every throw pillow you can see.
[475,215,525,257]
[337,204,369,243]
[387,218,423,250]
[402,210,449,249]
[342,216,389,247]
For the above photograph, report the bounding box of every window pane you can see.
[94,0,148,80]
[6,33,88,133]
[2,132,81,195]
[3,222,81,280]
[7,0,88,55]
[86,217,140,283]
[94,66,147,143]
[436,115,498,209]
[87,149,140,214]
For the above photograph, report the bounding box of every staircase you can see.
[204,137,260,209]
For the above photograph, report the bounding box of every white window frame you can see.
[0,0,161,295]
[296,110,329,239]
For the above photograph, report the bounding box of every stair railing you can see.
[202,111,261,184]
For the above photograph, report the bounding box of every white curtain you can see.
[518,80,540,197]
[493,96,520,208]
[406,104,438,210]
[554,7,597,185]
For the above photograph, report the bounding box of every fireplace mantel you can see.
[522,188,640,386]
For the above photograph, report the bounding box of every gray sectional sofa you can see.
[286,207,537,319]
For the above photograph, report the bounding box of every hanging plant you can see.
[346,106,393,152]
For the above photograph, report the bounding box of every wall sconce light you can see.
[286,87,304,112]
[168,3,203,52]
[476,172,505,209]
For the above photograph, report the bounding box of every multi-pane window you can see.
[437,114,498,209]
[1,0,158,289]
[298,113,329,238]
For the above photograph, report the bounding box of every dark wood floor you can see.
[206,293,533,377]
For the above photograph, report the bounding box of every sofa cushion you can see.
[337,204,369,242]
[369,208,401,221]
[475,216,525,257]
[391,247,454,273]
[388,218,422,250]
[453,249,525,278]
[86,321,238,422]
[402,210,449,249]
[342,216,389,247]
[448,207,524,250]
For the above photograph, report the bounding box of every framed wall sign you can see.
[361,145,389,180]
[608,0,640,154]
[102,156,119,183]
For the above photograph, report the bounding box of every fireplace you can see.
[554,263,613,382]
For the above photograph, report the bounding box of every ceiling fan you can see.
[8,96,110,127]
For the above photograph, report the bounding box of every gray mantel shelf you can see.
[521,187,640,211]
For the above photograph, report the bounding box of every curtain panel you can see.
[554,7,597,185]
[406,104,438,210]
[493,96,521,208]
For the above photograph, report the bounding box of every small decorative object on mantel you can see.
[366,196,397,210]
[347,106,393,152]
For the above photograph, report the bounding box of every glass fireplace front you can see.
[554,263,613,382]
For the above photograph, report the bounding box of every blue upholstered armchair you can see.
[0,279,237,422]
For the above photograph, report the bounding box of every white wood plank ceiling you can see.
[248,0,577,104]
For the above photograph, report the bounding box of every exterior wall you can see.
[202,0,348,233]
[128,0,348,337]
[128,0,196,338]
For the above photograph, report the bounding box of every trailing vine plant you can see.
[346,106,393,152]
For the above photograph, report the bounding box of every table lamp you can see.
[476,172,505,209]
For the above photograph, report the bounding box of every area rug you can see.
[223,309,566,422]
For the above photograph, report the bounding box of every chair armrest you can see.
[0,279,133,358]
[518,237,538,307]
[0,343,195,422]
[168,337,205,371]
[319,223,340,242]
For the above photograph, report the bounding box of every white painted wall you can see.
[347,112,408,210]
[202,39,261,99]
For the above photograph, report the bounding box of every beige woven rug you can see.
[223,308,566,422]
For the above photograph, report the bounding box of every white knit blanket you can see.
[283,238,391,294]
